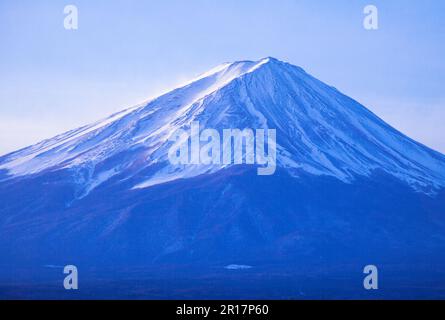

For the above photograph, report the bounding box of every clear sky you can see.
[1,0,444,155]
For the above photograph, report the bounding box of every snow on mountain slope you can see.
[1,57,445,195]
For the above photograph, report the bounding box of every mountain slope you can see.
[1,58,445,298]
[1,57,445,196]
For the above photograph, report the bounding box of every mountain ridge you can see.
[1,57,445,196]
[1,58,445,298]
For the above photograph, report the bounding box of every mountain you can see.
[1,57,445,299]
[1,57,445,193]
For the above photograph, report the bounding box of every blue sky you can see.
[1,0,444,155]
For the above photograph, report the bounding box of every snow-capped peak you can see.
[1,57,445,196]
